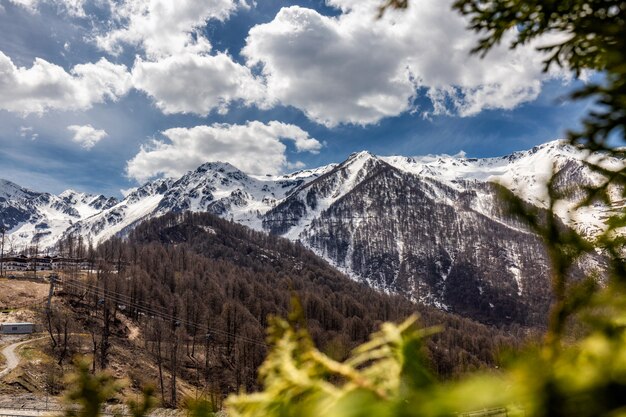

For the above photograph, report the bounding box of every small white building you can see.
[0,322,35,334]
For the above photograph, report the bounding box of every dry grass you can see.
[0,278,48,309]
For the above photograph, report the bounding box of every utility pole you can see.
[204,331,212,398]
[0,227,5,278]
[32,235,40,280]
[46,274,57,313]
[46,274,58,347]
[100,271,111,370]
[171,316,180,407]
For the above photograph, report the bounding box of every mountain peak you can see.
[0,179,39,200]
[2,140,619,256]
[348,150,377,160]
[513,139,576,158]
[59,189,82,198]
[1,141,621,326]
[0,179,23,194]
[195,161,241,174]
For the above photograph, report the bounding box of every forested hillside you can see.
[48,212,532,406]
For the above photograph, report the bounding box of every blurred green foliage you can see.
[181,398,218,417]
[63,358,124,417]
[62,357,157,417]
[225,291,626,417]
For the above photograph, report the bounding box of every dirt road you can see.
[0,336,46,379]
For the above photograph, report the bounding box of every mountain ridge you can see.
[1,140,622,325]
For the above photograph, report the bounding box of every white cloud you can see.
[0,51,131,114]
[8,0,87,17]
[244,5,417,127]
[4,0,567,124]
[19,126,38,140]
[120,187,138,197]
[93,0,265,116]
[7,0,41,12]
[286,160,306,170]
[67,124,108,149]
[131,52,267,115]
[126,121,322,182]
[19,126,33,136]
[96,0,243,58]
[243,1,567,126]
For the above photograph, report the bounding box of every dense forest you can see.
[47,212,535,406]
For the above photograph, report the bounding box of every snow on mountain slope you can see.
[0,141,624,266]
[1,140,620,252]
[382,140,584,200]
[58,162,336,248]
[154,162,322,228]
[263,151,385,240]
[0,180,120,250]
[0,179,40,201]
[63,180,171,245]
[1,140,621,325]
[382,140,624,238]
[57,190,118,218]
[259,142,621,325]
[261,156,555,323]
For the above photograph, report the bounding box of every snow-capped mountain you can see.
[1,140,621,325]
[380,141,623,237]
[0,179,118,250]
[60,162,337,245]
[263,150,554,324]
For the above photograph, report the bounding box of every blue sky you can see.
[0,0,591,197]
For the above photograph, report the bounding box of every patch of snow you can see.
[198,225,216,234]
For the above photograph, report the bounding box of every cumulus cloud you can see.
[93,0,265,116]
[0,52,131,114]
[126,121,322,182]
[244,6,416,127]
[132,52,267,115]
[3,0,567,124]
[67,124,108,149]
[243,0,567,126]
[96,0,243,58]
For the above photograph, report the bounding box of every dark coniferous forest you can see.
[53,212,531,402]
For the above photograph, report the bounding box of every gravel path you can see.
[0,336,46,379]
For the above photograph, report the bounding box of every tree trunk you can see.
[157,333,165,404]
[170,329,178,407]
[57,319,69,365]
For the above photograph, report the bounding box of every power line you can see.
[60,277,268,348]
[63,278,267,347]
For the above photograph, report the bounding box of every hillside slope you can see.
[9,212,528,406]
